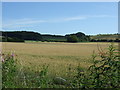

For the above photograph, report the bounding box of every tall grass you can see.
[1,44,120,88]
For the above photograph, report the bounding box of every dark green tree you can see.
[2,31,43,41]
[67,35,78,42]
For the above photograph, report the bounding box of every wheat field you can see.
[1,42,118,77]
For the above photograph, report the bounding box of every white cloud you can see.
[2,15,116,30]
[87,15,116,18]
[63,16,86,21]
[2,18,47,30]
[3,18,47,26]
[2,16,86,29]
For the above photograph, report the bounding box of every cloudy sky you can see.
[2,2,118,35]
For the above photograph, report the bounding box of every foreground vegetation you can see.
[2,44,120,88]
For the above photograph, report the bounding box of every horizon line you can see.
[1,30,118,36]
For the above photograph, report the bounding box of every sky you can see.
[2,2,118,35]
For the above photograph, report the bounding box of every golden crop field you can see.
[1,42,119,77]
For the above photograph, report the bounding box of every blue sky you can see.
[2,2,118,35]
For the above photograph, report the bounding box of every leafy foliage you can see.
[2,36,24,42]
[66,32,90,42]
[2,31,42,41]
[72,44,120,88]
[1,31,90,42]
[67,35,78,42]
[2,53,18,88]
[2,53,49,88]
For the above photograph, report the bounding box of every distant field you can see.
[1,42,119,77]
[90,34,119,40]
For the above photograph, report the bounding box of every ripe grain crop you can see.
[1,42,118,77]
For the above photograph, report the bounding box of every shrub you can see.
[2,52,18,88]
[1,52,49,88]
[88,44,120,88]
[71,44,120,88]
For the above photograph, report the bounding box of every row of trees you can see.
[90,39,120,42]
[1,31,90,42]
[2,31,42,41]
[2,36,25,42]
[1,31,120,43]
[66,32,90,42]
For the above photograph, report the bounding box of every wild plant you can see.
[88,44,120,88]
[1,52,49,88]
[72,44,120,88]
[2,52,18,88]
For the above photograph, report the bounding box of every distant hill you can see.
[90,34,119,40]
[0,31,119,42]
[90,34,120,42]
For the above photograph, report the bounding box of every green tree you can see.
[67,35,78,42]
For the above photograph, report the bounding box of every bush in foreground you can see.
[1,52,49,88]
[72,44,120,88]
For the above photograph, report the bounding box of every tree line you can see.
[0,31,120,42]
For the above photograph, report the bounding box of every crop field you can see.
[1,42,118,78]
